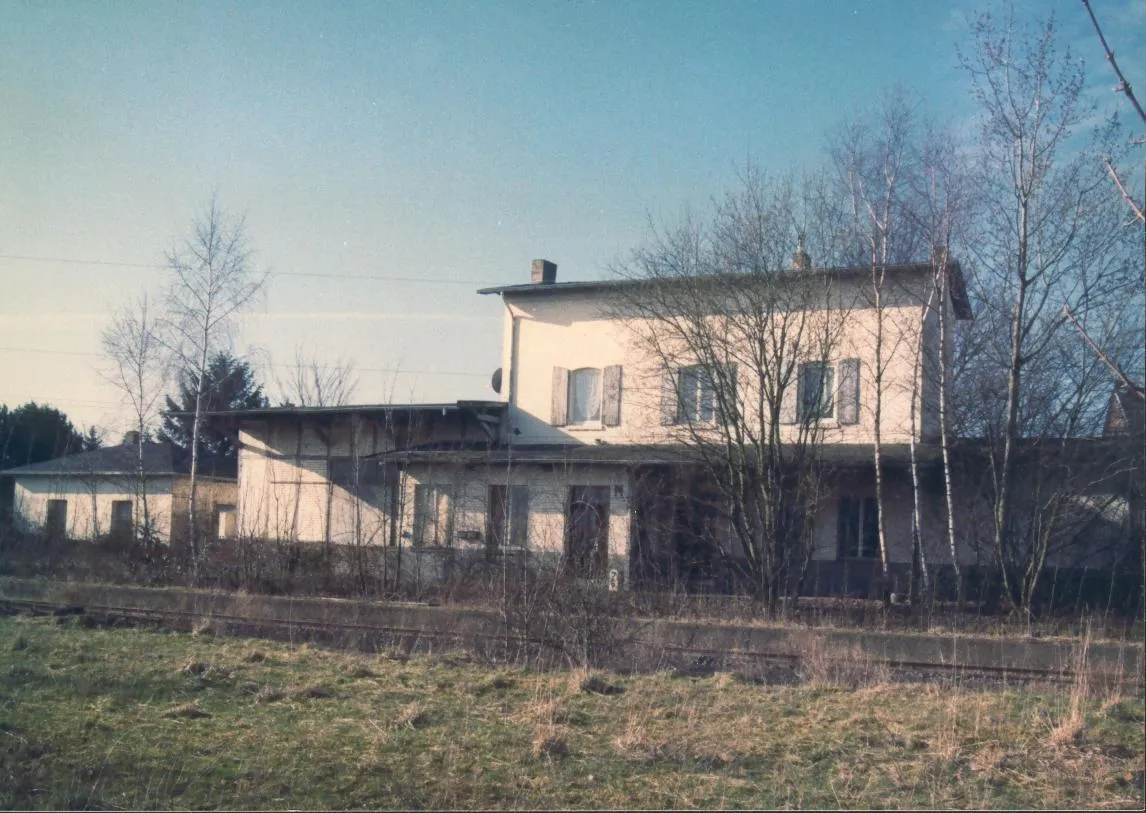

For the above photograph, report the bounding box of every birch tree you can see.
[831,88,925,599]
[959,8,1141,612]
[101,294,169,544]
[162,198,266,574]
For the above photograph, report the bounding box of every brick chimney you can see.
[791,233,811,271]
[531,259,557,284]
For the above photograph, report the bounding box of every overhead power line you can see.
[0,253,487,285]
[0,346,489,377]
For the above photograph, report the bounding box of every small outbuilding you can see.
[1,440,237,545]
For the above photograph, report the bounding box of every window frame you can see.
[111,499,134,538]
[676,364,716,424]
[837,495,880,560]
[487,484,530,550]
[567,367,603,426]
[565,485,611,578]
[215,504,237,539]
[413,483,453,547]
[799,361,836,422]
[45,499,67,537]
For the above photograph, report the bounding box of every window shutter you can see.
[602,365,622,427]
[838,358,860,425]
[551,366,569,426]
[660,368,678,425]
[717,363,738,425]
[779,373,798,425]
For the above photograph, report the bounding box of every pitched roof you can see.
[0,441,235,479]
[478,261,973,320]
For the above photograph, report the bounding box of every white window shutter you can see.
[838,358,860,425]
[602,365,622,427]
[779,373,798,425]
[551,366,569,426]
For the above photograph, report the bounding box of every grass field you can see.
[1,614,1142,810]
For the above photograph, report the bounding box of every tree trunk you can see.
[936,261,962,607]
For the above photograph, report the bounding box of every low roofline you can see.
[479,261,973,320]
[195,400,505,420]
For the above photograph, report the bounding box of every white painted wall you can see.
[12,476,175,541]
[494,270,953,448]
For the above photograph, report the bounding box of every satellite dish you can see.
[491,367,503,394]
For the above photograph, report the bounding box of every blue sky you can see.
[1,0,1142,436]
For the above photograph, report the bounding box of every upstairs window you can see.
[569,368,601,424]
[551,366,623,427]
[661,364,736,425]
[678,365,715,423]
[779,358,859,426]
[800,362,835,421]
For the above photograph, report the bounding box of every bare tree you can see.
[831,87,926,599]
[912,123,975,606]
[614,171,851,614]
[277,346,358,407]
[101,293,169,544]
[1081,0,1146,232]
[959,8,1142,612]
[161,198,266,574]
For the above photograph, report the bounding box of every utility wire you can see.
[0,345,489,377]
[0,253,488,285]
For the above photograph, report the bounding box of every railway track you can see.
[2,595,1139,688]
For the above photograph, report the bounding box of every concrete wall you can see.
[12,475,175,541]
[236,412,477,545]
[496,269,950,448]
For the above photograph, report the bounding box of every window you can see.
[800,362,835,421]
[45,499,67,538]
[569,368,601,424]
[215,504,237,539]
[487,485,529,550]
[837,496,879,559]
[413,483,453,547]
[111,500,133,538]
[551,366,623,427]
[677,365,716,423]
[565,486,610,577]
[662,364,735,425]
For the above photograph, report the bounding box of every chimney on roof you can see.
[791,233,811,271]
[123,430,141,447]
[531,259,557,285]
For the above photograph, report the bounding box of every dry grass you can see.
[530,726,570,759]
[392,701,432,730]
[0,613,1141,810]
[795,632,892,689]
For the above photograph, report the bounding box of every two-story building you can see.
[220,252,977,596]
[468,256,972,594]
